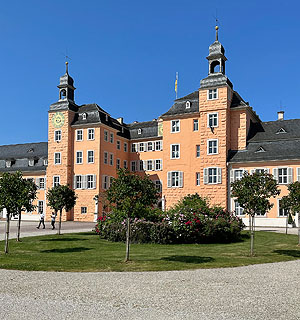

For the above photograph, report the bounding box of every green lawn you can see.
[0,231,299,272]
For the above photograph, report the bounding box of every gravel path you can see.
[0,260,299,320]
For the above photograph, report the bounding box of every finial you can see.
[65,61,69,74]
[215,25,219,41]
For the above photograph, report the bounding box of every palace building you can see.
[1,27,299,227]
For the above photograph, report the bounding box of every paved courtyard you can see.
[0,223,299,319]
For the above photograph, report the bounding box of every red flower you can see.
[185,221,192,225]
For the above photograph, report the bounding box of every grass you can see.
[0,231,299,272]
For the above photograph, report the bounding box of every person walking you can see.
[51,212,57,230]
[36,211,45,229]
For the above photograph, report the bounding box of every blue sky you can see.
[0,0,299,145]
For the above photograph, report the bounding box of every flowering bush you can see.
[95,194,245,244]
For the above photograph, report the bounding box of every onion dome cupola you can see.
[200,26,233,89]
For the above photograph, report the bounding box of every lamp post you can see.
[93,195,99,222]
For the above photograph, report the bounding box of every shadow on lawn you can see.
[40,238,88,242]
[161,255,214,264]
[273,250,300,258]
[41,247,91,254]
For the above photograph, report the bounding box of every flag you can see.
[175,72,178,98]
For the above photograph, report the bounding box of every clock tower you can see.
[46,62,78,221]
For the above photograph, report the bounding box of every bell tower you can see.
[58,62,76,102]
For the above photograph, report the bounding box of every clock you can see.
[52,112,65,128]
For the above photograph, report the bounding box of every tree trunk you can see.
[250,215,255,256]
[5,212,11,254]
[16,210,22,242]
[298,214,300,246]
[58,209,62,235]
[125,217,130,262]
[286,215,288,235]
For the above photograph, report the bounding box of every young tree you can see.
[0,171,37,253]
[106,169,159,261]
[231,172,280,256]
[281,181,300,245]
[47,185,77,235]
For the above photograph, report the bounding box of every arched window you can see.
[210,61,220,74]
[60,89,67,100]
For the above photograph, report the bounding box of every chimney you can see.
[277,111,284,120]
[117,117,123,124]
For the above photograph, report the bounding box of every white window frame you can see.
[170,144,180,159]
[38,177,45,190]
[54,130,61,142]
[233,200,244,216]
[123,160,128,169]
[74,175,83,189]
[167,171,183,188]
[273,167,293,184]
[76,151,83,164]
[146,160,153,171]
[131,143,137,152]
[87,174,96,189]
[207,88,218,100]
[154,180,162,192]
[28,159,34,167]
[139,142,145,152]
[110,132,114,144]
[104,130,108,142]
[204,167,222,184]
[207,112,219,128]
[196,172,200,186]
[81,207,87,214]
[196,145,200,158]
[207,139,218,155]
[147,141,153,151]
[87,150,94,164]
[171,120,180,133]
[109,153,114,166]
[155,140,163,151]
[102,175,109,190]
[53,175,60,187]
[38,200,44,214]
[193,119,199,131]
[155,159,162,171]
[278,198,289,217]
[250,168,270,174]
[54,152,61,165]
[139,160,144,171]
[87,128,95,140]
[76,129,83,141]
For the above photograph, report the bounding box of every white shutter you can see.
[217,168,222,184]
[230,170,234,183]
[265,168,270,174]
[83,175,88,189]
[250,169,255,174]
[44,177,46,188]
[167,172,171,187]
[152,160,155,171]
[143,160,146,170]
[273,168,278,182]
[73,175,76,189]
[297,168,300,181]
[288,168,293,184]
[93,175,96,189]
[179,172,183,187]
[161,140,163,151]
[35,178,40,189]
[203,168,208,184]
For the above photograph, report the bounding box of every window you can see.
[139,142,145,152]
[43,159,48,166]
[131,143,137,152]
[104,151,108,164]
[53,176,60,187]
[147,141,153,151]
[117,140,121,150]
[278,199,288,217]
[123,160,128,169]
[233,169,244,181]
[167,171,183,188]
[87,175,96,189]
[5,160,11,168]
[110,176,114,187]
[207,139,218,155]
[196,172,200,186]
[38,201,44,214]
[204,167,222,184]
[102,175,109,190]
[138,128,142,135]
[154,180,162,192]
[54,152,61,164]
[104,130,108,142]
[75,175,83,189]
[28,159,34,167]
[196,145,200,158]
[147,160,153,171]
[124,142,128,152]
[193,119,199,131]
[208,113,218,127]
[76,129,83,141]
[54,130,61,142]
[155,159,162,171]
[82,113,87,120]
[171,144,180,159]
[208,88,218,100]
[81,207,87,214]
[171,120,180,133]
[38,177,45,189]
[110,133,114,143]
[87,150,94,164]
[155,140,163,151]
[88,128,95,140]
[109,153,113,166]
[234,200,244,216]
[273,167,293,184]
[76,151,83,164]
[139,160,144,171]
[278,168,288,184]
[131,161,137,172]
[116,158,120,169]
[186,101,191,109]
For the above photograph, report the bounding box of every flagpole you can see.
[175,72,178,99]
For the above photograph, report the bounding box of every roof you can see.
[230,91,248,108]
[127,120,159,140]
[161,91,199,117]
[229,119,300,163]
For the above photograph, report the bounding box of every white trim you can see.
[54,130,61,142]
[76,129,83,141]
[54,152,61,165]
[76,150,83,164]
[53,175,60,187]
[170,144,180,159]
[277,198,289,217]
[207,139,218,155]
[116,140,121,150]
[170,119,180,133]
[207,88,218,100]
[87,128,95,141]
[207,112,219,128]
[103,130,108,142]
[87,150,94,164]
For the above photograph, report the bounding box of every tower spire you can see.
[65,61,69,74]
[215,25,219,42]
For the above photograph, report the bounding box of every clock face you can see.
[52,112,65,128]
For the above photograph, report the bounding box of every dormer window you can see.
[106,114,108,122]
[276,127,287,134]
[27,148,34,153]
[43,159,48,166]
[60,89,67,100]
[186,101,191,109]
[28,159,34,167]
[81,113,87,120]
[138,128,142,135]
[255,146,266,153]
[5,160,11,168]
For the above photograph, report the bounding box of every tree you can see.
[231,172,280,256]
[47,185,77,235]
[281,181,300,246]
[105,169,159,261]
[0,171,37,253]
